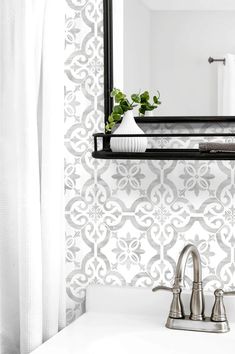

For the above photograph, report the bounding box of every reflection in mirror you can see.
[112,0,235,116]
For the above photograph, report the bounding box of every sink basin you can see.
[32,285,235,354]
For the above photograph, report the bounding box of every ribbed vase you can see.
[110,111,147,153]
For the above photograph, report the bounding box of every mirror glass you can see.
[112,0,235,116]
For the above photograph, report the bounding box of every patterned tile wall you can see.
[65,0,235,323]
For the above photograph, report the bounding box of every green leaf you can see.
[110,88,120,98]
[112,113,121,121]
[105,123,111,132]
[131,94,141,103]
[120,99,130,112]
[139,107,146,115]
[153,96,159,104]
[115,92,125,103]
[140,91,150,102]
[108,115,114,123]
[113,105,123,114]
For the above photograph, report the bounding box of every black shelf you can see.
[92,149,235,161]
[134,116,235,124]
[93,117,235,161]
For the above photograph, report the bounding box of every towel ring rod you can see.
[208,57,226,65]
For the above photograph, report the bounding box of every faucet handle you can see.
[152,286,173,292]
[152,285,184,319]
[211,289,235,322]
[223,290,235,296]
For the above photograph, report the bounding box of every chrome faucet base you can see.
[153,244,235,334]
[166,316,230,334]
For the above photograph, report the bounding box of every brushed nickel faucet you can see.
[153,244,235,333]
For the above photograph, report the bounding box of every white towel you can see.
[218,54,235,115]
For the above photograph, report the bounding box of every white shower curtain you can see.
[218,54,235,115]
[0,1,65,353]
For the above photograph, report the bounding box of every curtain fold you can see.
[40,0,66,342]
[0,1,65,353]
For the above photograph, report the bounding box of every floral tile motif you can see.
[65,0,235,323]
[112,161,145,195]
[112,232,145,270]
[179,161,214,196]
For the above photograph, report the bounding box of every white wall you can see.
[150,11,235,116]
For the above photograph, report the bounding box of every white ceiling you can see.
[141,0,235,11]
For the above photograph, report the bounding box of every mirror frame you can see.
[103,0,113,123]
[103,0,235,124]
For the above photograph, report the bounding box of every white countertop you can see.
[32,285,235,354]
[32,312,235,354]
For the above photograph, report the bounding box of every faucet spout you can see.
[174,244,205,321]
[175,244,202,286]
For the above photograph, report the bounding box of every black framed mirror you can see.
[103,0,113,122]
[103,0,235,124]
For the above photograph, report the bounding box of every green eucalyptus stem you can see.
[105,88,161,133]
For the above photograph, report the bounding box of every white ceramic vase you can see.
[110,110,148,153]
